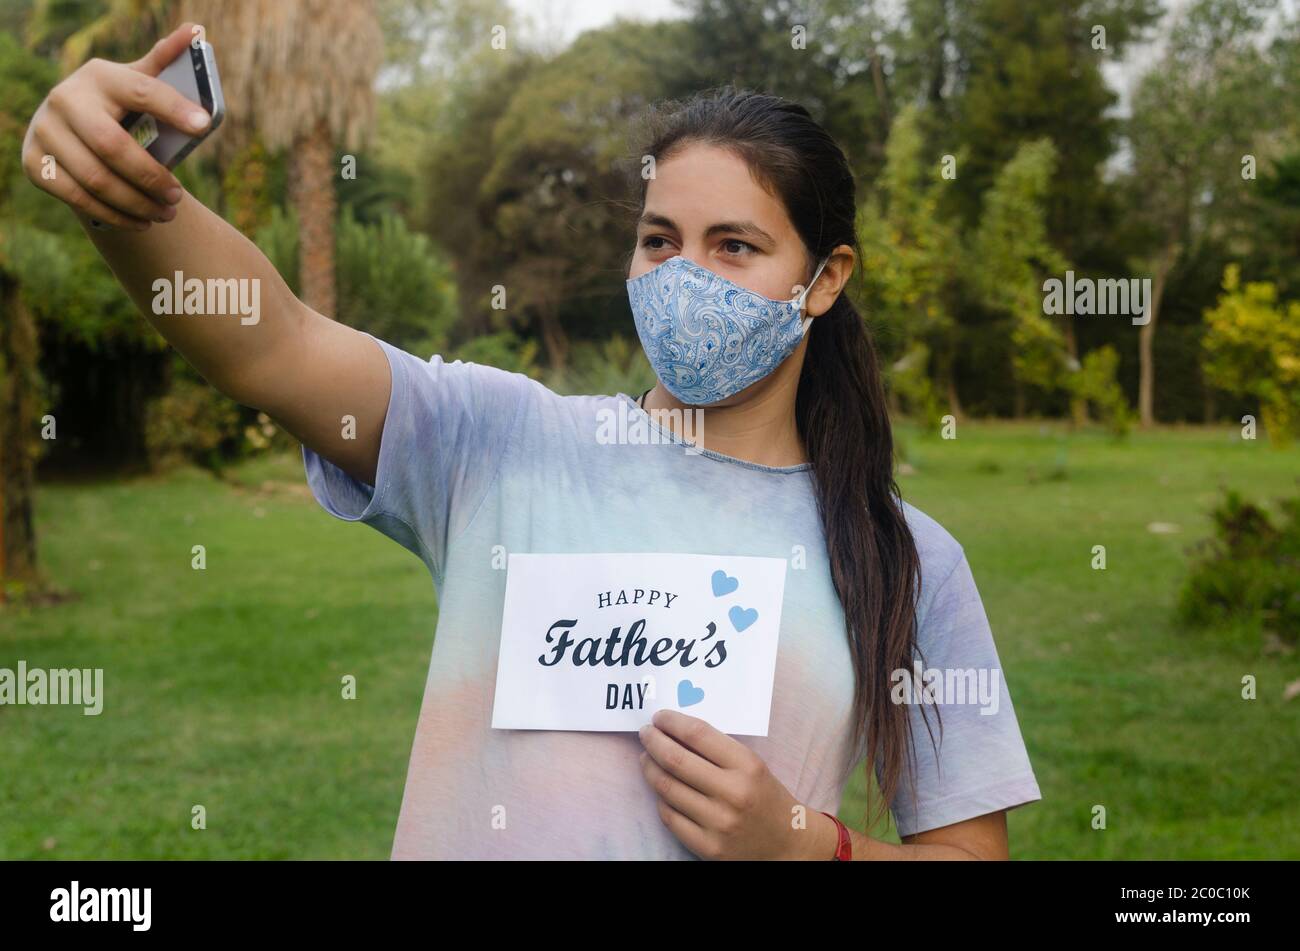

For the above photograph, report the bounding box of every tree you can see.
[371,0,518,227]
[858,105,963,414]
[969,139,1071,402]
[423,18,701,369]
[679,0,887,171]
[951,0,1160,392]
[0,31,58,594]
[951,0,1159,247]
[0,271,41,592]
[1126,0,1279,426]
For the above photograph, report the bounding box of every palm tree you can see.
[179,0,383,317]
[36,0,382,314]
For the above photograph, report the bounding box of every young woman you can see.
[23,25,1041,860]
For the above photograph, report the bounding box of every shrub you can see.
[542,335,652,398]
[887,342,946,434]
[334,208,457,350]
[442,330,540,378]
[255,207,457,353]
[1068,345,1134,438]
[1202,265,1300,447]
[144,377,241,474]
[254,206,300,294]
[1178,488,1300,645]
[144,358,294,474]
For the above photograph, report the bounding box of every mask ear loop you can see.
[797,256,831,336]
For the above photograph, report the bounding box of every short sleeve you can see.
[881,551,1042,838]
[301,334,532,580]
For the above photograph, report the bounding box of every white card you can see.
[490,552,788,736]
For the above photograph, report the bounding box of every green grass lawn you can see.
[2,422,1297,859]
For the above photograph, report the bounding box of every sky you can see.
[514,0,687,52]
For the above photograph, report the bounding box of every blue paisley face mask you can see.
[626,253,831,406]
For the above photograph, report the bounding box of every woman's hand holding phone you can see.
[20,24,212,231]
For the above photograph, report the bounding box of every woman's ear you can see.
[804,245,856,318]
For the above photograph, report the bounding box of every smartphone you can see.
[121,38,225,169]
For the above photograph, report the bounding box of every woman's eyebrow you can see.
[637,212,775,245]
[637,212,677,231]
[705,220,775,245]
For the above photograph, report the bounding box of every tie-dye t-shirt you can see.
[302,335,1042,859]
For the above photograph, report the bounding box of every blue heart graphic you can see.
[729,605,758,632]
[677,679,705,707]
[711,570,739,597]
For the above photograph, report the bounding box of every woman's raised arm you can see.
[21,24,390,486]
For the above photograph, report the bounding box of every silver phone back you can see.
[123,40,224,169]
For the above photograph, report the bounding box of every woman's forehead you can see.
[644,143,795,238]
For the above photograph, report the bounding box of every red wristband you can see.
[820,811,852,861]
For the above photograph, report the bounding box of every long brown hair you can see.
[629,86,935,831]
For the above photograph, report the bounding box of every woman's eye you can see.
[722,239,756,256]
[641,236,672,251]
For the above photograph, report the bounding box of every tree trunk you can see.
[0,274,41,591]
[870,46,891,138]
[1137,312,1157,428]
[945,378,963,421]
[538,303,568,371]
[292,120,337,317]
[1063,320,1088,426]
[1138,243,1177,428]
[941,344,963,420]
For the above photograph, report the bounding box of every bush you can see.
[542,335,652,397]
[1202,265,1300,447]
[334,208,457,350]
[255,206,458,353]
[441,330,540,378]
[1178,488,1300,645]
[887,342,946,434]
[1068,345,1134,438]
[253,206,301,294]
[144,377,242,474]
